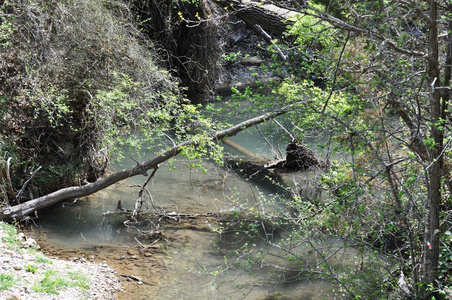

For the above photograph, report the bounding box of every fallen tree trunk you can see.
[222,138,260,159]
[1,110,286,222]
[215,0,299,36]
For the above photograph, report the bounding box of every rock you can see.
[127,249,138,256]
[79,257,87,263]
[241,56,264,66]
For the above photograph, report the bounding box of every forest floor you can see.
[0,222,121,300]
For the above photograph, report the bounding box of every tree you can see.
[211,0,452,297]
[305,0,451,294]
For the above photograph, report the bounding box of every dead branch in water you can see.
[132,166,159,220]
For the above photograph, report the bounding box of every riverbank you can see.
[0,222,121,299]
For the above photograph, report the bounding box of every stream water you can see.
[24,114,352,299]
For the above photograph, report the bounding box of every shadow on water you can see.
[24,124,348,299]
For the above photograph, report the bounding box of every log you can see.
[222,138,259,158]
[216,0,299,36]
[0,110,287,222]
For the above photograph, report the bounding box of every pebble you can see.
[127,249,138,256]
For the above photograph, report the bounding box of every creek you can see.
[24,107,354,299]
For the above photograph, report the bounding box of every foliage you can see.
[438,230,452,288]
[0,0,190,199]
[0,222,20,251]
[89,71,181,161]
[33,270,68,294]
[209,0,452,298]
[221,51,242,64]
[288,2,337,49]
[174,103,224,167]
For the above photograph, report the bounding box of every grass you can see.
[0,273,16,290]
[33,269,90,294]
[25,263,39,274]
[34,255,53,264]
[0,222,19,250]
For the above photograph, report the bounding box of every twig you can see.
[248,23,286,61]
[16,166,42,200]
[321,32,350,113]
[120,274,142,282]
[256,126,280,159]
[134,237,145,248]
[272,119,294,140]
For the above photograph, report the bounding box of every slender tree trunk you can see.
[423,0,442,289]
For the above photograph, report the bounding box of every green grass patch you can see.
[34,255,53,264]
[0,222,18,247]
[68,271,90,291]
[25,263,38,274]
[0,273,16,290]
[33,269,90,295]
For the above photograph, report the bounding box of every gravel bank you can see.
[0,222,121,300]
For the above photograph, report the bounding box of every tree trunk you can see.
[423,0,442,290]
[0,110,286,222]
[215,0,299,36]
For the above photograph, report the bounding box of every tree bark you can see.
[423,0,442,288]
[0,110,286,222]
[215,0,299,36]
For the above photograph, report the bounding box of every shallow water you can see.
[25,122,348,299]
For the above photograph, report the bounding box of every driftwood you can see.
[225,139,329,193]
[0,110,286,222]
[222,138,260,159]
